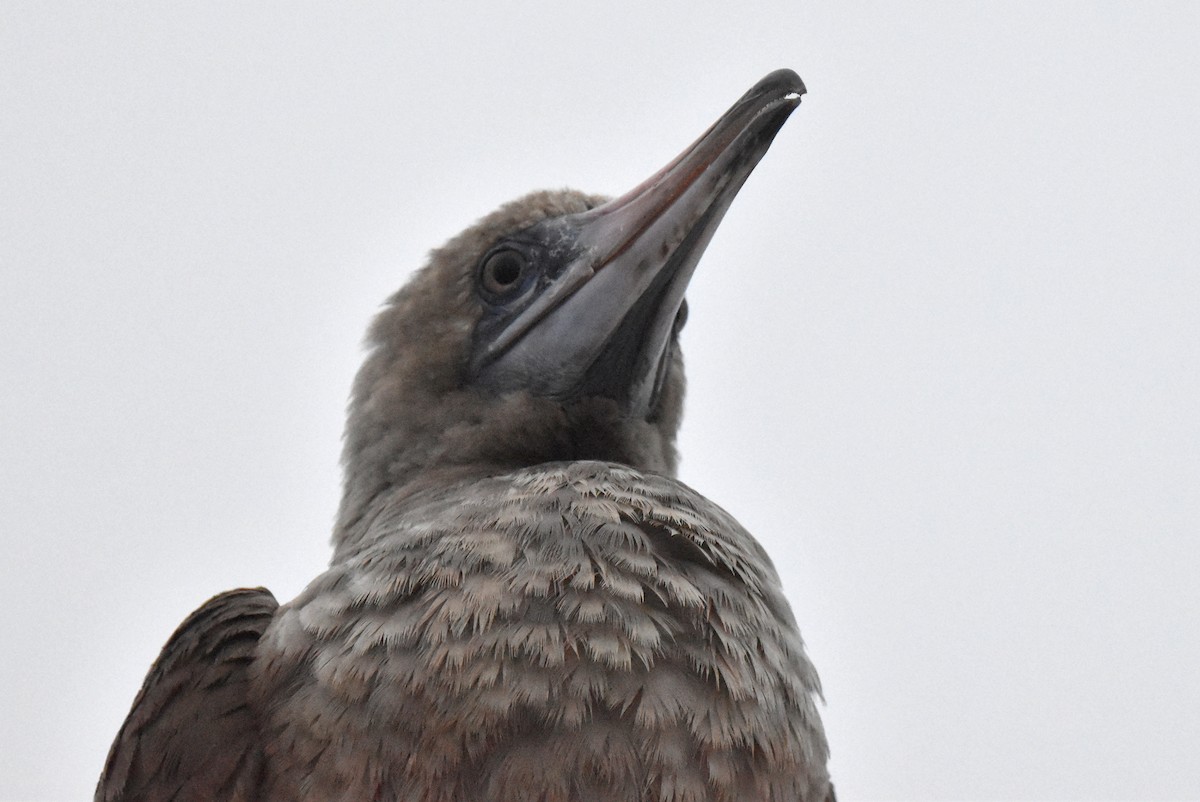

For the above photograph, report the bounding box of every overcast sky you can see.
[3,3,1198,800]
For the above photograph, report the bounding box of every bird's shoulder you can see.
[95,587,278,802]
[321,459,784,611]
[253,462,828,800]
[264,460,808,694]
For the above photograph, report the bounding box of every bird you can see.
[96,68,832,802]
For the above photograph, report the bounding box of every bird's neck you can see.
[332,392,678,559]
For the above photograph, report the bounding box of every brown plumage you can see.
[97,69,833,802]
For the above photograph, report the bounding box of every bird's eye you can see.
[479,249,529,298]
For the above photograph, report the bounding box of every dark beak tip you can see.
[757,68,807,103]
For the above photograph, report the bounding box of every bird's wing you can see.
[95,587,279,802]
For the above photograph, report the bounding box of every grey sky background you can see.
[3,3,1198,800]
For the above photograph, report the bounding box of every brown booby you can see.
[96,69,832,802]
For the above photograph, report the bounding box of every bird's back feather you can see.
[95,587,279,802]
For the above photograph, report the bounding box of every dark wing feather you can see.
[96,587,279,802]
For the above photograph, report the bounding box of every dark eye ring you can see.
[479,249,529,297]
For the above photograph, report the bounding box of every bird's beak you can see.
[476,69,805,415]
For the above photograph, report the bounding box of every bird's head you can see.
[336,70,804,544]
